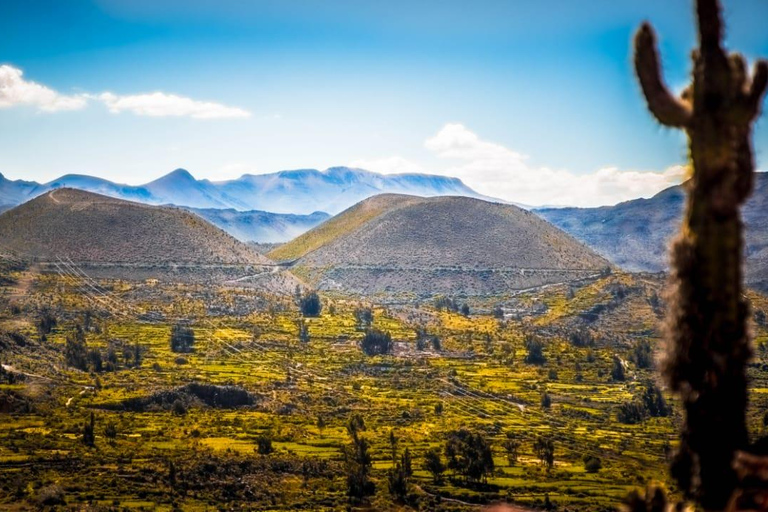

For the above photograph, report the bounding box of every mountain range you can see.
[536,172,768,292]
[0,167,490,216]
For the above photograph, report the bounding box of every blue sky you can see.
[1,0,767,206]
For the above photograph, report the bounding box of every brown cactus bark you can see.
[633,0,767,509]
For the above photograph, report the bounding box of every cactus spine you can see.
[633,0,767,509]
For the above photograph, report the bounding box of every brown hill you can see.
[0,188,271,266]
[271,194,610,297]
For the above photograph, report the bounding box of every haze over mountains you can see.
[0,167,489,215]
[536,172,768,292]
[272,194,610,297]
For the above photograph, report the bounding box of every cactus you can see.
[633,0,767,509]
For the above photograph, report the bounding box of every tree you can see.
[36,306,57,341]
[444,428,495,484]
[402,447,413,477]
[524,337,546,365]
[631,339,654,369]
[354,307,374,330]
[540,391,552,409]
[297,319,310,343]
[360,329,392,356]
[65,324,88,371]
[569,329,594,348]
[492,306,504,319]
[82,412,95,447]
[256,434,274,455]
[502,432,521,466]
[642,381,670,418]
[617,401,646,425]
[611,355,626,382]
[533,436,555,471]
[346,413,366,439]
[104,421,118,440]
[343,415,374,501]
[389,430,398,462]
[633,0,767,507]
[387,462,409,502]
[424,448,446,484]
[460,303,470,317]
[170,323,195,353]
[299,291,322,317]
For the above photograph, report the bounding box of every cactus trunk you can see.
[633,0,767,509]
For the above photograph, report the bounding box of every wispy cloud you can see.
[425,123,686,207]
[354,123,687,207]
[0,64,250,119]
[0,65,87,112]
[95,92,251,119]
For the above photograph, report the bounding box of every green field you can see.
[2,262,768,511]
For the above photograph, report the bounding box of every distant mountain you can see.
[0,188,270,266]
[187,207,330,244]
[536,172,768,292]
[0,167,493,216]
[270,194,610,297]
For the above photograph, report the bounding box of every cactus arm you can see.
[634,23,692,128]
[746,61,768,117]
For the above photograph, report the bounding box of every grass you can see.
[1,268,766,510]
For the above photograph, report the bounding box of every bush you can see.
[170,323,195,353]
[172,399,187,416]
[300,291,322,317]
[541,391,552,409]
[36,485,65,507]
[584,455,602,473]
[569,329,594,347]
[361,329,392,356]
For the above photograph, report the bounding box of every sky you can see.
[1,0,768,207]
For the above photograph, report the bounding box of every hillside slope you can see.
[273,194,610,297]
[0,189,271,265]
[536,172,768,292]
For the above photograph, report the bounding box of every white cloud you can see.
[349,156,427,175]
[95,91,251,119]
[0,64,250,119]
[424,123,686,207]
[0,65,87,112]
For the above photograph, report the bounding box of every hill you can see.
[271,194,611,297]
[0,166,493,216]
[187,207,330,244]
[536,172,768,292]
[0,188,271,266]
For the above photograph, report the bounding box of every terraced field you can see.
[2,259,768,511]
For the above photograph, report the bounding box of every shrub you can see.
[541,391,552,409]
[584,455,602,473]
[361,329,392,356]
[569,329,594,347]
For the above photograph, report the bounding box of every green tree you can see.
[444,428,495,484]
[423,448,445,484]
[533,435,555,471]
